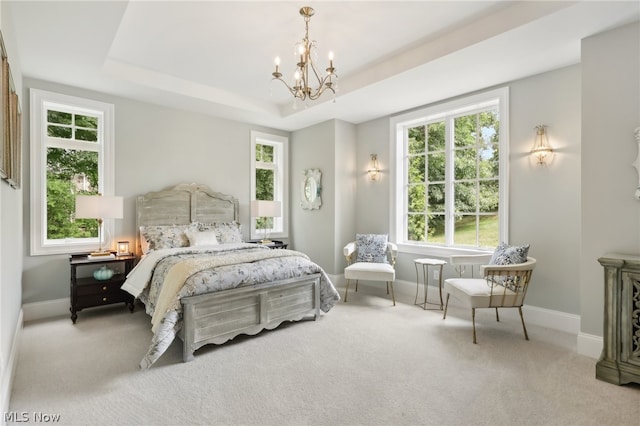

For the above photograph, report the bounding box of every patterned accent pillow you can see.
[489,242,530,290]
[356,233,388,263]
[195,221,243,244]
[139,225,189,254]
[490,242,529,265]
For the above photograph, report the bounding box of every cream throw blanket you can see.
[150,248,309,332]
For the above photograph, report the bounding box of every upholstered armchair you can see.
[343,234,398,306]
[443,254,536,343]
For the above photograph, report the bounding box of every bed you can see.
[121,183,340,368]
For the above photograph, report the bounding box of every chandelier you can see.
[271,6,337,101]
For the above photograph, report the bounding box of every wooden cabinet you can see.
[69,254,136,323]
[596,253,640,385]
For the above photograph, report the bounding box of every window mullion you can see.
[444,117,454,246]
[256,161,276,170]
[422,125,428,243]
[475,114,480,247]
[46,137,100,152]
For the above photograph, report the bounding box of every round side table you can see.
[414,258,447,310]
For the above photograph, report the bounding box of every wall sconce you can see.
[530,125,554,165]
[116,241,130,256]
[367,154,380,181]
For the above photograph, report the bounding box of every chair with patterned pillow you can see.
[343,234,397,306]
[443,243,535,343]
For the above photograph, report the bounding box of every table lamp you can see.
[251,200,282,244]
[75,195,123,256]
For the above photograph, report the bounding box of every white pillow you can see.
[194,221,243,244]
[186,229,218,247]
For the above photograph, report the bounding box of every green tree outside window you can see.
[405,109,500,248]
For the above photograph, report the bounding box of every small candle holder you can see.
[116,241,130,256]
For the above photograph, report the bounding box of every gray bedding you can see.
[124,244,340,368]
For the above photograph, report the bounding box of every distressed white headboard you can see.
[135,183,239,254]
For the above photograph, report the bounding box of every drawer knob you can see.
[102,286,107,291]
[102,297,107,302]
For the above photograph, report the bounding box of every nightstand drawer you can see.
[76,292,131,309]
[76,279,124,296]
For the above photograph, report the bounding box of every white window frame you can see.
[390,87,509,257]
[30,89,115,256]
[250,131,289,240]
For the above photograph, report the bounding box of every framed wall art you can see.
[1,37,20,190]
[301,168,322,210]
[0,31,6,180]
[7,88,20,188]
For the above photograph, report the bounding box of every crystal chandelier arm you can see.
[305,76,333,100]
[272,76,300,98]
[308,57,324,87]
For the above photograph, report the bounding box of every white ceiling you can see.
[7,1,640,131]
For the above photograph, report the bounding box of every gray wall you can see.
[352,22,640,337]
[1,3,24,409]
[333,120,357,272]
[290,121,336,270]
[356,65,583,315]
[290,120,356,275]
[21,78,289,304]
[580,22,640,336]
[508,66,582,314]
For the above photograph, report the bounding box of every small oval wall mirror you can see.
[301,169,322,210]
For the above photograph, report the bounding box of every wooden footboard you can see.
[179,273,321,362]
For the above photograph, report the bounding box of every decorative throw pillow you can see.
[196,221,243,244]
[139,225,189,254]
[489,242,530,290]
[490,242,529,265]
[356,233,388,263]
[185,229,218,247]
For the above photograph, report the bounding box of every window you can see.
[250,131,288,240]
[391,88,509,256]
[30,89,115,255]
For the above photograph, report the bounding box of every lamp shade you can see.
[251,200,282,218]
[75,195,123,219]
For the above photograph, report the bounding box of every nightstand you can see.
[69,253,136,323]
[248,240,288,249]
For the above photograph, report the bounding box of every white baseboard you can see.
[336,275,600,356]
[1,309,23,422]
[577,332,603,359]
[326,273,341,287]
[521,304,580,335]
[22,278,605,360]
[22,298,68,322]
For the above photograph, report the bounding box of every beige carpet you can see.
[9,285,640,425]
